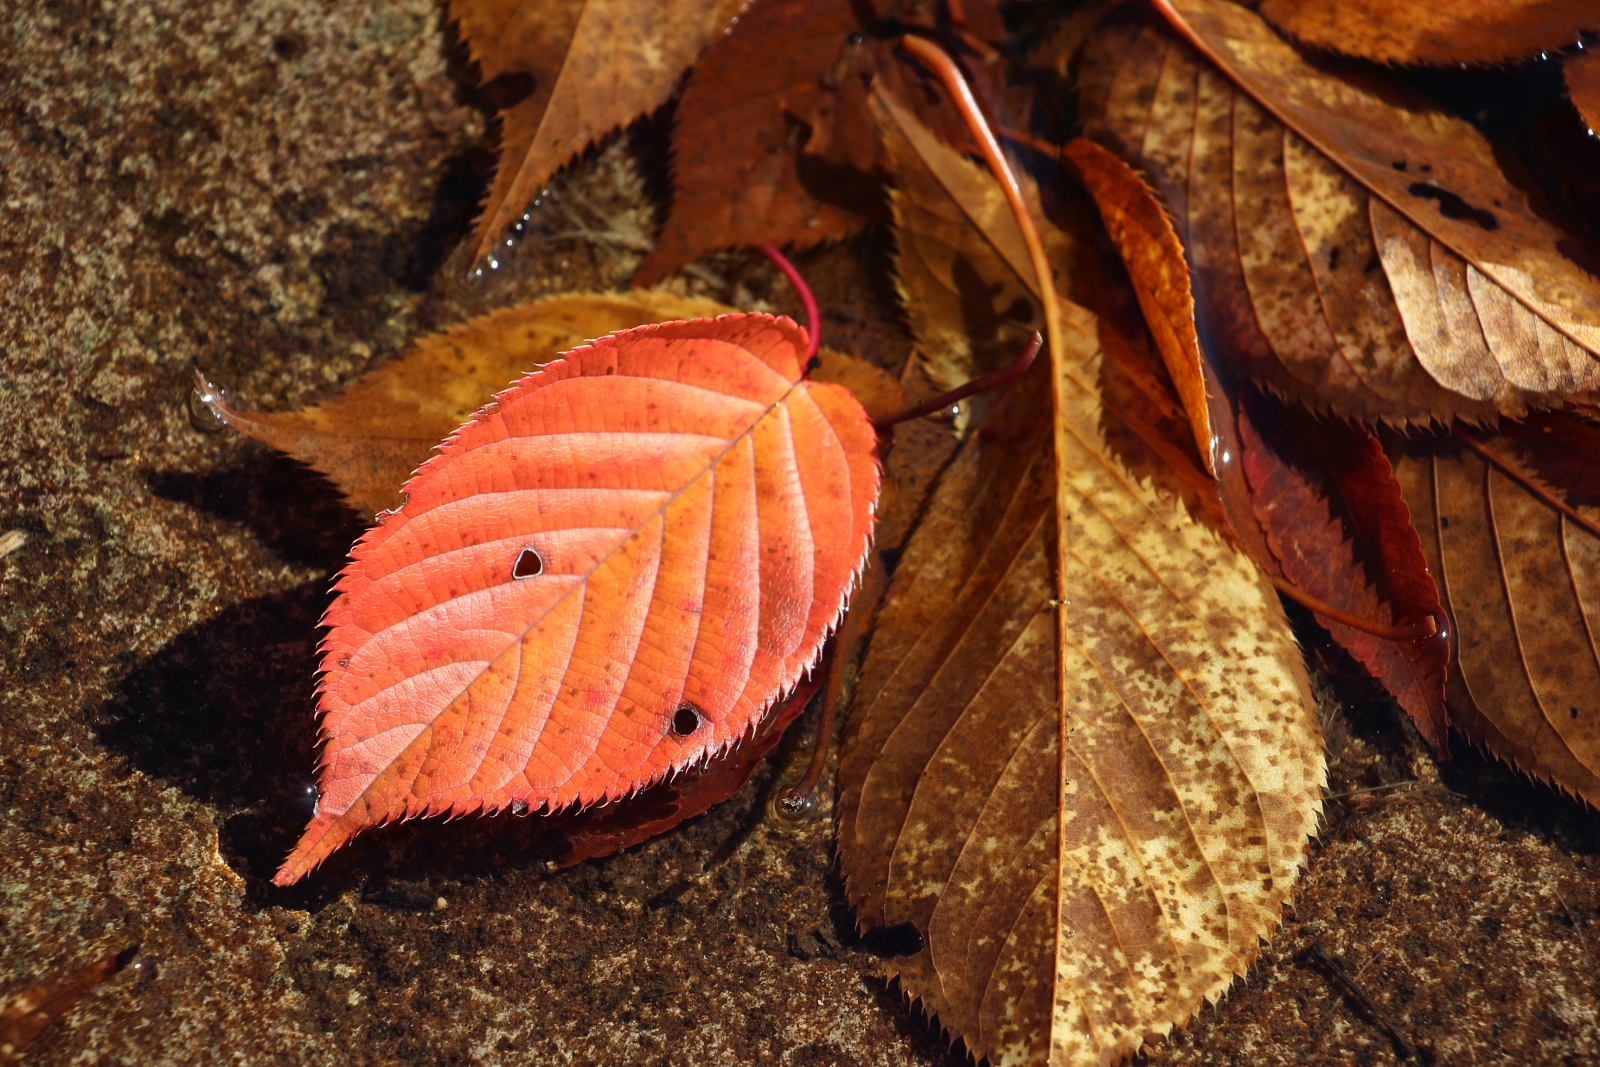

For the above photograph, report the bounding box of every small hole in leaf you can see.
[672,703,703,737]
[512,547,543,579]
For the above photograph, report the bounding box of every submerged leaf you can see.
[1257,0,1598,66]
[871,71,1077,392]
[0,948,138,1066]
[839,300,1323,1065]
[1082,0,1600,424]
[275,313,880,883]
[1238,395,1450,753]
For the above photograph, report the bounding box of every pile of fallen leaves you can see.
[187,0,1600,1063]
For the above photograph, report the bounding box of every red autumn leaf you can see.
[274,314,880,885]
[1237,390,1450,753]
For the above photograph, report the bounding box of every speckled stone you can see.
[1,0,1597,1065]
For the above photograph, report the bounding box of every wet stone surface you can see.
[1,0,1597,1065]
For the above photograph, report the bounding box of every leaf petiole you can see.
[756,241,820,362]
[1268,573,1452,661]
[873,332,1042,428]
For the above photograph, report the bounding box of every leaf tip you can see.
[272,812,350,886]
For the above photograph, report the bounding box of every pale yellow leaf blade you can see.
[839,298,1325,1066]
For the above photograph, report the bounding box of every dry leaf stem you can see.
[895,36,1063,376]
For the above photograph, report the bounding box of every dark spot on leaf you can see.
[512,547,543,579]
[672,703,703,737]
[1408,183,1499,230]
[860,921,924,958]
[1392,161,1408,172]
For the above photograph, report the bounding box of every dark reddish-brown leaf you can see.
[541,670,824,868]
[1238,391,1450,753]
[631,0,883,286]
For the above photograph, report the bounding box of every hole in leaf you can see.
[671,703,703,737]
[859,921,925,958]
[512,547,543,579]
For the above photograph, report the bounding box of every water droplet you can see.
[771,785,820,824]
[510,798,529,816]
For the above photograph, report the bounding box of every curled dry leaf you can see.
[1065,137,1216,475]
[1387,414,1600,805]
[198,290,900,515]
[1257,0,1598,66]
[274,313,880,884]
[1081,0,1600,425]
[1569,50,1600,136]
[838,302,1323,1065]
[452,0,743,269]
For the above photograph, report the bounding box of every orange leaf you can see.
[275,314,880,884]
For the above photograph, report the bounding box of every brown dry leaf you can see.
[1066,137,1216,475]
[197,290,900,515]
[1081,0,1600,425]
[1569,50,1600,136]
[451,0,742,270]
[838,299,1324,1065]
[1257,0,1598,66]
[870,71,1078,391]
[631,0,882,286]
[1387,415,1600,805]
